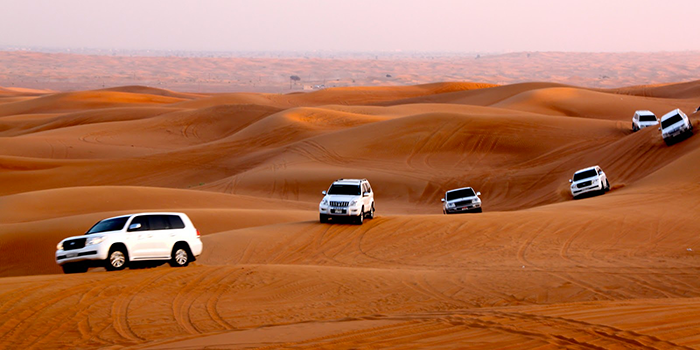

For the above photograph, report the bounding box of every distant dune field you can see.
[2,81,700,348]
[1,50,700,92]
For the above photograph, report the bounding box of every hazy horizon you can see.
[1,0,699,53]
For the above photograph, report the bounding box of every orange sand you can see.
[2,81,700,348]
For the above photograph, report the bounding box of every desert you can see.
[3,64,700,348]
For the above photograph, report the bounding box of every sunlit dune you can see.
[2,81,700,348]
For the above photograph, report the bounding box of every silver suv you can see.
[442,187,482,214]
[56,212,203,273]
[569,166,610,199]
[319,179,375,224]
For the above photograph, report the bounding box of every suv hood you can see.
[62,230,120,241]
[571,176,598,186]
[324,194,360,202]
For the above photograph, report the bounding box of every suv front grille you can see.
[63,238,87,251]
[455,200,472,207]
[330,201,349,207]
[577,181,592,188]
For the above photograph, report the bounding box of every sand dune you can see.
[2,81,700,348]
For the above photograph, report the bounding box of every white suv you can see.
[319,178,375,224]
[569,166,610,199]
[442,187,482,214]
[632,110,658,131]
[56,212,203,274]
[659,109,692,145]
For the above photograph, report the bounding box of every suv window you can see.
[639,115,657,122]
[573,169,597,181]
[128,216,150,231]
[128,215,186,231]
[328,184,361,195]
[446,188,475,201]
[87,217,129,234]
[148,215,169,230]
[661,114,683,129]
[168,215,186,229]
[366,183,372,193]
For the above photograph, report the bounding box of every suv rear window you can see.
[87,217,129,234]
[446,188,476,201]
[168,215,186,229]
[661,114,683,129]
[639,115,657,122]
[573,169,597,181]
[328,184,361,195]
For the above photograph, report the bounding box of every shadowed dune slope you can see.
[2,81,700,349]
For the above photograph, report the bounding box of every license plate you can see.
[67,253,77,258]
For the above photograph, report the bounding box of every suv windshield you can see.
[86,217,129,234]
[639,115,657,122]
[661,114,683,129]
[328,184,361,195]
[573,169,597,181]
[446,188,476,201]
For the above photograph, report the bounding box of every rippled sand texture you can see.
[2,81,700,349]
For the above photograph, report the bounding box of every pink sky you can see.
[1,0,698,52]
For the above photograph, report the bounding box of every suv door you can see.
[127,215,152,259]
[362,182,372,210]
[147,215,175,258]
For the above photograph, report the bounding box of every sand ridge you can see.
[1,81,700,348]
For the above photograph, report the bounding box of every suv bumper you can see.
[445,202,481,213]
[663,126,690,140]
[319,206,362,216]
[56,244,110,266]
[571,183,602,197]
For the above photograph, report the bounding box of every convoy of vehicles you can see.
[56,212,202,274]
[55,107,695,273]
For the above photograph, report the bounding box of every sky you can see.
[0,0,698,53]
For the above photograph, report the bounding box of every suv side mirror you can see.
[321,190,327,196]
[569,179,573,183]
[128,223,142,231]
[476,192,481,196]
[362,192,370,197]
[441,198,445,202]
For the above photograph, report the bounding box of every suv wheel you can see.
[169,244,191,267]
[106,247,128,271]
[320,214,328,223]
[356,207,364,225]
[605,179,610,191]
[62,262,88,274]
[367,204,375,219]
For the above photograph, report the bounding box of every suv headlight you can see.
[57,242,64,250]
[321,199,328,205]
[87,236,105,246]
[447,202,456,208]
[350,200,358,207]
